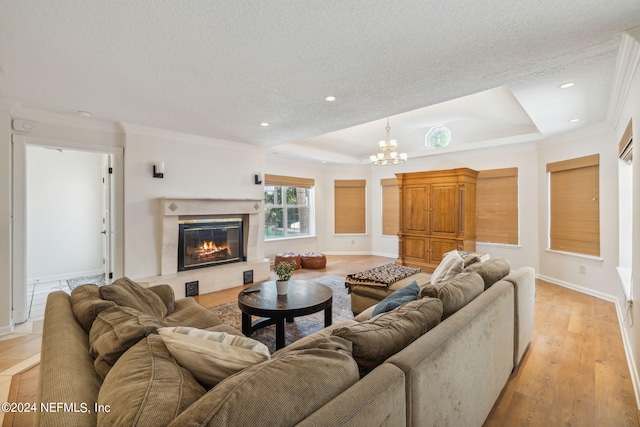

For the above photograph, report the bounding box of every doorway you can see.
[25,146,110,319]
[12,135,124,324]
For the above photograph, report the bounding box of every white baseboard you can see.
[26,268,104,285]
[537,274,640,409]
[0,323,14,337]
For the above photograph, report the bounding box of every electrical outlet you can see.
[579,264,586,274]
[243,270,254,284]
[185,280,199,297]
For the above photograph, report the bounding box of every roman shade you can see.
[476,168,518,245]
[264,174,315,188]
[335,180,366,234]
[381,178,399,236]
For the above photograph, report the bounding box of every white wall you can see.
[616,28,640,406]
[261,157,373,260]
[0,109,12,334]
[536,126,621,299]
[26,146,105,281]
[122,125,266,279]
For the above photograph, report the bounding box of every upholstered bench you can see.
[301,252,327,269]
[275,252,302,270]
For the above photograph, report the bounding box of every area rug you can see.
[66,273,106,291]
[209,275,353,353]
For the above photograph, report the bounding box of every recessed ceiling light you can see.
[260,122,270,127]
[559,82,575,89]
[569,118,581,123]
[77,110,92,118]
[325,96,336,102]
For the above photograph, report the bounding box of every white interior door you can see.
[101,155,113,283]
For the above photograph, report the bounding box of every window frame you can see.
[263,174,315,241]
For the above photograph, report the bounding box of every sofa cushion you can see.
[431,250,464,285]
[70,284,117,333]
[89,305,163,379]
[97,334,206,427]
[167,336,359,427]
[421,271,484,318]
[99,277,168,319]
[463,257,510,290]
[371,281,420,317]
[158,326,270,388]
[332,298,443,376]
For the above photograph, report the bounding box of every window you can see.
[264,174,314,240]
[334,180,366,234]
[476,168,518,245]
[381,178,399,236]
[547,155,600,256]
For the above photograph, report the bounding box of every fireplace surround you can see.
[145,198,270,298]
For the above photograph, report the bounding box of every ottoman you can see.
[275,252,302,270]
[301,252,327,269]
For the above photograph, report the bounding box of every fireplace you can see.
[178,218,244,271]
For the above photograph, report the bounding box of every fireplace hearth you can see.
[178,218,244,271]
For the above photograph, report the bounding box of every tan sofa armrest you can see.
[148,284,176,314]
[502,266,536,367]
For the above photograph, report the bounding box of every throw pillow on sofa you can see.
[89,305,164,379]
[70,284,117,333]
[98,334,206,427]
[99,277,169,319]
[463,257,510,290]
[430,250,464,286]
[158,326,270,388]
[371,280,420,317]
[332,298,443,376]
[168,336,359,427]
[421,271,484,319]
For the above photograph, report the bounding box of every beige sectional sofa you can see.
[37,260,535,426]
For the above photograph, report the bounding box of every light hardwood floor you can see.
[1,255,639,426]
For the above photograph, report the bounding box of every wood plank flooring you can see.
[2,255,639,426]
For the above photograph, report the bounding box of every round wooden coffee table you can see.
[237,280,333,350]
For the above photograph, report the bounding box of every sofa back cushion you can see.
[99,277,168,319]
[70,284,117,333]
[463,257,510,290]
[98,334,206,427]
[168,336,359,426]
[421,271,484,319]
[332,298,443,376]
[89,305,163,379]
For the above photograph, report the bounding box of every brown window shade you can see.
[381,178,399,236]
[476,168,518,245]
[618,119,633,163]
[334,180,366,234]
[547,155,600,256]
[264,174,315,188]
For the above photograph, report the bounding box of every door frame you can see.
[11,135,124,324]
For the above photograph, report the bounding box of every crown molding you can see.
[606,27,640,127]
[11,106,122,134]
[119,122,266,154]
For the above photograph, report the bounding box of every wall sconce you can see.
[153,162,165,179]
[254,173,263,185]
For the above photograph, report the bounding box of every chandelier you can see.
[370,118,407,166]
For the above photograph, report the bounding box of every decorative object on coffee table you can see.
[237,280,333,350]
[274,261,296,295]
[275,252,302,269]
[301,252,327,269]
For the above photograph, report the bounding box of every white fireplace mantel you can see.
[148,198,270,298]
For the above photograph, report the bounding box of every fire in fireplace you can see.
[178,218,244,271]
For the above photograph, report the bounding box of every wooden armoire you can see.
[396,168,478,272]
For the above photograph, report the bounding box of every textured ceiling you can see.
[1,1,640,163]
